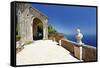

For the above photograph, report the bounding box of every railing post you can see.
[59,40,61,46]
[80,46,83,61]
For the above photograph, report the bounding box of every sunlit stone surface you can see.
[17,40,80,65]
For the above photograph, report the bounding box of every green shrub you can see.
[16,35,21,41]
[48,24,57,34]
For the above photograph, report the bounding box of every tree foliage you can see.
[48,24,57,34]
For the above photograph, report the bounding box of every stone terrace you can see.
[17,40,80,65]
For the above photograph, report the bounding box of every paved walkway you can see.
[17,40,80,65]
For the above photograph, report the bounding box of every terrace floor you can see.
[17,40,80,65]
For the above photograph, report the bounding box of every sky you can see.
[32,4,96,35]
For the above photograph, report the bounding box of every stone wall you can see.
[82,45,97,61]
[61,39,97,61]
[61,39,74,54]
[16,3,48,47]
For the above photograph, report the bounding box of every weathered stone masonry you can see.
[16,3,48,46]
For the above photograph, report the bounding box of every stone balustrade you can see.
[82,44,97,61]
[61,39,97,62]
[48,33,64,42]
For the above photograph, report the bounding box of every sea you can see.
[64,34,97,47]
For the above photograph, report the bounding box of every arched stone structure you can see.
[16,3,48,45]
[32,18,43,40]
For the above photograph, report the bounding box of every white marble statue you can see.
[76,29,83,45]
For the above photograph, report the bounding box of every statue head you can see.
[76,29,81,34]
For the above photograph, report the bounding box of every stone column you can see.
[25,16,35,42]
[59,40,61,46]
[17,10,25,46]
[20,17,26,46]
[17,10,21,36]
[43,19,48,40]
[30,17,35,41]
[17,10,22,47]
[80,46,82,61]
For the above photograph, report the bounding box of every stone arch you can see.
[32,18,43,40]
[16,3,48,46]
[31,17,48,41]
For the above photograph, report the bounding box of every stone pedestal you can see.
[59,40,61,46]
[74,46,82,61]
[75,29,83,60]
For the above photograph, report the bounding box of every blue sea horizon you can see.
[64,34,97,47]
